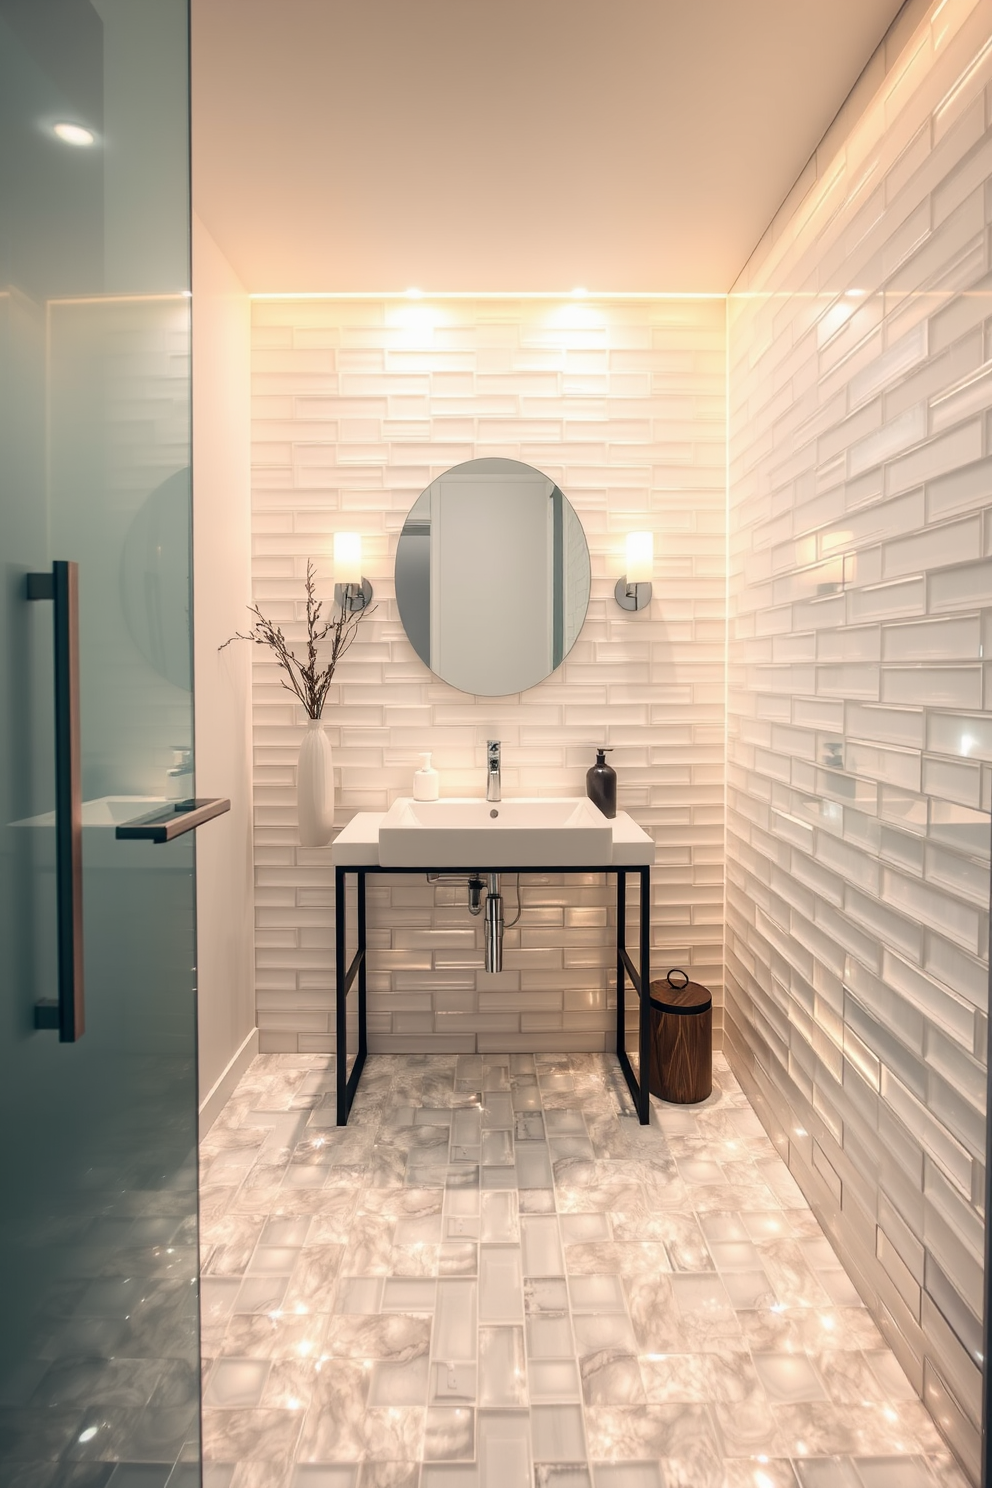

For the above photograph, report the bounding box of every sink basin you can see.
[9,796,172,869]
[12,796,167,829]
[377,796,613,868]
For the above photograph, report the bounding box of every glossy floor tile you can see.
[199,1053,970,1488]
[0,1056,202,1488]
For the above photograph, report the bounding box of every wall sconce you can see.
[333,532,373,613]
[614,531,653,611]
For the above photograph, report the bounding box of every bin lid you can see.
[649,969,711,1014]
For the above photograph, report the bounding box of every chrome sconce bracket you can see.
[614,577,652,611]
[335,577,374,613]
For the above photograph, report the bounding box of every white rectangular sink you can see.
[12,796,168,829]
[378,796,614,868]
[9,797,171,869]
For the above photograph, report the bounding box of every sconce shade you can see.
[334,532,362,585]
[625,531,653,584]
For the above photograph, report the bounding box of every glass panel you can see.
[0,2,199,1484]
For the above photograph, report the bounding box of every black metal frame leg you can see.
[336,862,650,1125]
[615,866,651,1123]
[335,866,368,1125]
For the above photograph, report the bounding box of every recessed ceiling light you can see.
[571,286,588,297]
[54,122,95,147]
[405,286,422,298]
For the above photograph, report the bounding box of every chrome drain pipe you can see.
[427,871,506,970]
[484,872,504,973]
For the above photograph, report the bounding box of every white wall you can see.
[192,213,256,1124]
[727,0,992,1479]
[248,296,726,1055]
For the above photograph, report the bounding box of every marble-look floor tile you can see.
[324,1314,430,1362]
[202,1405,303,1463]
[640,1351,760,1407]
[199,1051,961,1488]
[424,1405,475,1460]
[233,1275,290,1315]
[431,1361,477,1404]
[362,1406,425,1462]
[569,1275,625,1314]
[334,1277,382,1314]
[583,1403,722,1472]
[368,1356,429,1407]
[289,1465,357,1487]
[204,1359,270,1408]
[219,1313,328,1361]
[381,1278,436,1313]
[535,1465,592,1488]
[262,1359,321,1413]
[529,1358,581,1403]
[478,1246,524,1322]
[572,1315,639,1355]
[559,1214,611,1244]
[753,1351,828,1403]
[720,1454,800,1487]
[812,1351,888,1406]
[590,1465,663,1488]
[477,1405,531,1488]
[478,1325,527,1406]
[434,1279,477,1360]
[232,1461,297,1488]
[793,1460,861,1488]
[532,1402,586,1461]
[527,1313,575,1360]
[526,1277,570,1314]
[579,1350,645,1406]
[439,1240,478,1276]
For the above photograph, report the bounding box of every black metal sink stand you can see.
[334,863,651,1126]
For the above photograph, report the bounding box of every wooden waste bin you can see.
[647,970,712,1104]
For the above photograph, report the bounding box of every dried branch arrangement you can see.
[221,559,375,719]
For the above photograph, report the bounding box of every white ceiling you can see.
[192,0,908,295]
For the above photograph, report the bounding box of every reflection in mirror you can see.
[395,458,590,696]
[120,467,192,691]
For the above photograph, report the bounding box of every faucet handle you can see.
[487,739,500,763]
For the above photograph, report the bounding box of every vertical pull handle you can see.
[27,561,84,1041]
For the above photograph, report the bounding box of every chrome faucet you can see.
[486,739,501,802]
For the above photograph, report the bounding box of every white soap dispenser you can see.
[166,746,194,801]
[413,751,439,801]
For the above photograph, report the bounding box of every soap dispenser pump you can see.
[413,751,439,802]
[586,747,616,819]
[166,746,194,802]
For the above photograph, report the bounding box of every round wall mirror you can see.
[395,458,591,696]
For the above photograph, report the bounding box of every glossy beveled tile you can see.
[727,4,992,1477]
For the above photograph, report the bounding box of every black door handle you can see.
[27,562,84,1042]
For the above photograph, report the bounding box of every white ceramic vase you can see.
[297,717,334,847]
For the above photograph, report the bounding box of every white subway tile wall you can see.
[727,0,992,1481]
[250,297,726,1057]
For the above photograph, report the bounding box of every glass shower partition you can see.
[0,2,202,1483]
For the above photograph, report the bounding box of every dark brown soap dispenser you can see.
[586,747,617,819]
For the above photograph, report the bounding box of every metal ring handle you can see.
[666,968,690,990]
